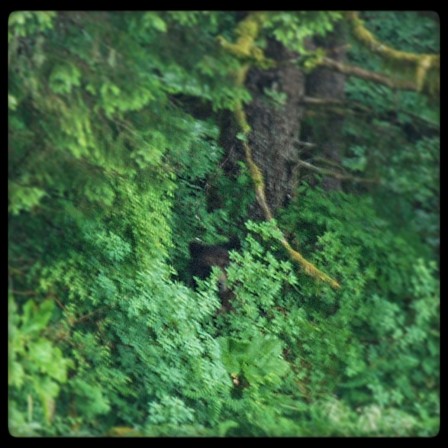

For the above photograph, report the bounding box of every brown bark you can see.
[305,24,347,192]
[220,39,305,218]
[217,14,341,288]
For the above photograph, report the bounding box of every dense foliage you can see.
[8,11,439,436]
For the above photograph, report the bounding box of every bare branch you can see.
[301,96,344,106]
[321,57,417,91]
[302,95,440,132]
[10,289,38,296]
[298,160,379,184]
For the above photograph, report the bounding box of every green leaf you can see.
[49,63,82,95]
[142,12,167,32]
[21,300,55,334]
[8,94,18,110]
[9,182,46,215]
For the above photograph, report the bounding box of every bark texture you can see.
[305,24,347,191]
[220,39,305,218]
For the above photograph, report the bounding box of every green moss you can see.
[347,11,439,96]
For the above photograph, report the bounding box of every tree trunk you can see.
[220,39,305,219]
[219,26,346,219]
[304,24,347,191]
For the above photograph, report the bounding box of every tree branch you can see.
[302,96,440,132]
[345,11,439,95]
[346,11,439,66]
[10,289,38,296]
[298,160,379,184]
[301,96,345,106]
[321,57,417,91]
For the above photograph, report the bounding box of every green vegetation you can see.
[9,11,439,436]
